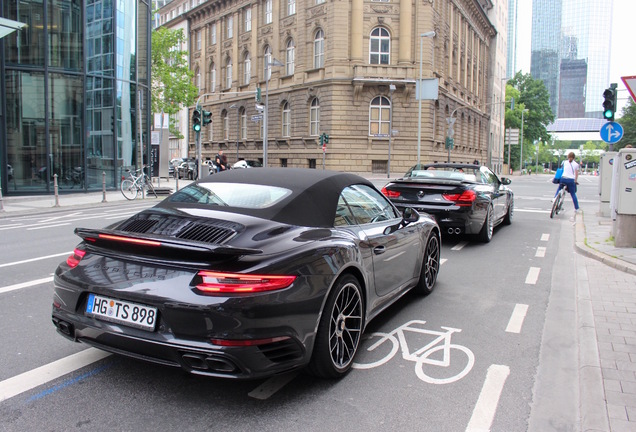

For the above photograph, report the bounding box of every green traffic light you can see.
[193,124,201,132]
[603,109,613,120]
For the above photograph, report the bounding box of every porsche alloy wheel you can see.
[415,232,440,295]
[478,205,494,243]
[503,200,514,225]
[309,275,363,378]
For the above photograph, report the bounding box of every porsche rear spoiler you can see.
[74,228,263,257]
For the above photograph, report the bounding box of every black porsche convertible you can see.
[52,168,441,379]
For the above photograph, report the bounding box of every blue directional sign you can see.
[600,121,624,144]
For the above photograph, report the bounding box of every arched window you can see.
[282,101,291,137]
[314,29,324,69]
[310,98,320,136]
[369,96,391,136]
[264,45,272,80]
[243,52,251,86]
[195,66,201,89]
[225,57,232,89]
[240,107,247,139]
[285,39,295,75]
[222,110,229,140]
[210,62,216,92]
[369,27,390,65]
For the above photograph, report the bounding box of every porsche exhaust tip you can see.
[52,317,75,338]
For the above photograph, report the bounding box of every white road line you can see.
[540,234,550,241]
[0,277,54,295]
[465,364,511,432]
[105,213,142,220]
[535,246,546,258]
[451,241,469,251]
[0,348,111,403]
[505,304,529,334]
[248,371,299,400]
[440,258,448,265]
[514,209,550,214]
[0,252,72,269]
[525,267,541,285]
[27,223,71,231]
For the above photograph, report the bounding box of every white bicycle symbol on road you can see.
[352,319,475,384]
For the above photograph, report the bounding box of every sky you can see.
[515,0,636,115]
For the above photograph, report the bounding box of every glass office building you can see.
[0,0,151,195]
[530,0,613,119]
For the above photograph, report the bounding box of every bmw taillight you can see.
[381,187,401,198]
[195,271,296,294]
[66,248,86,268]
[442,190,476,206]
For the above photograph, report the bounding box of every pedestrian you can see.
[473,159,479,165]
[553,151,580,213]
[215,150,227,173]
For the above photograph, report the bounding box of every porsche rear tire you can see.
[503,200,513,225]
[309,274,363,379]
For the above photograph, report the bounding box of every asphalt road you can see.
[0,174,599,431]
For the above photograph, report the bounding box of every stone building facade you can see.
[180,0,496,174]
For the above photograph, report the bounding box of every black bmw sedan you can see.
[381,163,514,242]
[52,168,441,379]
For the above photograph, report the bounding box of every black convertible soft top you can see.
[162,168,375,228]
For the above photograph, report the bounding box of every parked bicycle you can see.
[550,182,568,218]
[120,167,157,200]
[352,320,474,384]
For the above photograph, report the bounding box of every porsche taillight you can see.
[442,190,476,206]
[195,271,296,294]
[66,248,86,268]
[381,187,401,198]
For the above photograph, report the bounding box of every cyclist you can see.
[553,152,580,212]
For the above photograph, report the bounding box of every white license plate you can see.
[86,294,157,331]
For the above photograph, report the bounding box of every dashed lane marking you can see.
[0,252,72,269]
[525,267,541,285]
[0,276,54,295]
[505,304,529,334]
[465,364,511,432]
[540,234,550,241]
[451,241,469,251]
[535,247,546,258]
[248,371,299,400]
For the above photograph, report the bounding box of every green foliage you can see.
[618,98,636,150]
[151,27,199,139]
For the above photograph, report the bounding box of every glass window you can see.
[282,102,291,137]
[243,53,251,86]
[265,0,272,24]
[240,108,247,139]
[264,45,272,80]
[314,29,324,69]
[339,185,399,225]
[245,7,252,32]
[225,58,232,88]
[227,15,233,38]
[210,22,217,45]
[169,182,291,209]
[195,67,201,89]
[310,98,320,136]
[369,27,390,64]
[47,0,83,70]
[369,96,391,136]
[315,0,325,4]
[223,111,229,140]
[287,0,296,16]
[196,29,201,50]
[285,39,295,75]
[210,63,216,92]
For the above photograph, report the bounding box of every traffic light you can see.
[602,84,618,121]
[324,134,329,144]
[319,134,323,145]
[202,109,212,127]
[255,87,262,103]
[192,108,201,132]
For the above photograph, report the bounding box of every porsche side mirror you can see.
[501,177,512,185]
[403,207,420,224]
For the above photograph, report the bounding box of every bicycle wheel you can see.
[556,190,565,215]
[415,344,475,385]
[120,179,138,200]
[351,332,400,370]
[145,177,158,198]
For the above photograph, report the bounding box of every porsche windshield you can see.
[167,183,292,209]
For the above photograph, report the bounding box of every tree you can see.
[151,27,199,139]
[618,98,636,150]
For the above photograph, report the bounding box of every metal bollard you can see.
[102,171,107,203]
[53,174,60,207]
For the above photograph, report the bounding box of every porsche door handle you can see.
[373,246,386,255]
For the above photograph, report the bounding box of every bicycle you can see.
[352,319,474,384]
[550,182,568,218]
[120,167,157,200]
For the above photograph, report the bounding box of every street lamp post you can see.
[417,31,436,166]
[263,58,284,167]
[519,108,529,174]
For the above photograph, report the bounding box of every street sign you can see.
[600,122,624,144]
[251,115,262,122]
[445,137,454,149]
[415,78,439,100]
[621,76,636,103]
